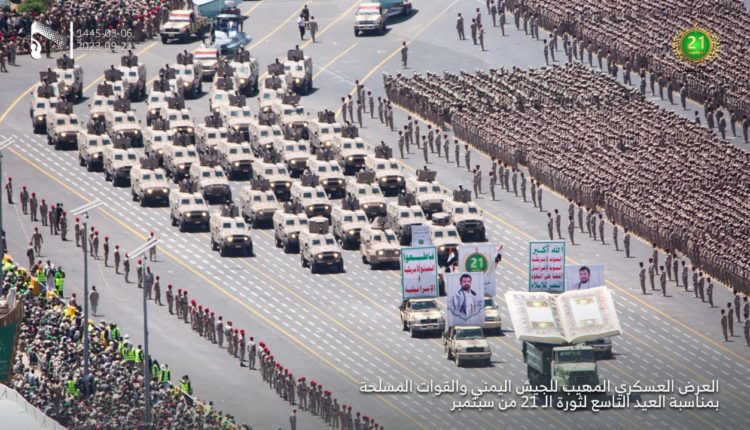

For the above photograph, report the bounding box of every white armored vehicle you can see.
[290,175,332,219]
[46,101,80,150]
[299,217,344,273]
[359,223,401,268]
[103,147,138,187]
[385,193,428,246]
[210,204,253,256]
[273,202,309,253]
[240,179,281,228]
[130,158,170,207]
[443,188,487,242]
[188,163,232,204]
[169,186,210,232]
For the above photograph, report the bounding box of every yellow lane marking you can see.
[248,1,310,50]
[7,145,428,430]
[312,42,358,80]
[82,42,159,94]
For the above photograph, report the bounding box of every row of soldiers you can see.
[383,64,750,294]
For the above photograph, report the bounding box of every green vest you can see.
[180,379,192,395]
[111,327,120,341]
[151,363,160,379]
[134,348,144,363]
[159,368,171,382]
[66,379,79,397]
[54,270,64,288]
[36,268,46,283]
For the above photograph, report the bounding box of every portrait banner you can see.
[458,244,496,296]
[446,272,485,329]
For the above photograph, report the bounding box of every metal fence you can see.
[0,384,67,430]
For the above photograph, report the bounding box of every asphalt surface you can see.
[1,1,748,429]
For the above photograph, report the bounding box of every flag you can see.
[445,247,457,267]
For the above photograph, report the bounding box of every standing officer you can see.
[397,131,405,158]
[4,177,11,204]
[59,212,68,241]
[598,214,605,245]
[454,140,460,167]
[464,145,471,172]
[356,100,363,128]
[154,276,162,305]
[40,199,48,227]
[612,223,619,251]
[400,42,408,68]
[567,217,575,245]
[623,228,631,257]
[114,245,121,273]
[698,272,705,302]
[29,193,38,221]
[20,186,29,214]
[216,316,224,348]
[422,137,429,163]
[727,303,735,337]
[546,213,554,241]
[681,261,689,291]
[744,318,750,346]
[248,337,256,369]
[123,254,130,283]
[672,253,679,285]
[665,250,673,282]
[536,186,543,212]
[734,290,742,323]
[341,97,348,123]
[474,165,482,194]
[478,24,485,51]
[74,218,81,247]
[721,310,728,341]
[32,227,43,256]
[531,179,537,207]
[706,279,714,307]
[659,267,667,296]
[651,244,659,275]
[470,19,478,45]
[456,13,465,40]
[149,231,157,261]
[648,258,656,291]
[489,171,496,200]
[639,262,646,294]
[167,285,174,314]
[554,209,562,239]
[520,173,527,201]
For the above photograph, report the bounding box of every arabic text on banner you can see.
[401,246,439,299]
[528,241,566,293]
[458,244,497,296]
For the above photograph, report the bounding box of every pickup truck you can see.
[354,1,412,36]
[399,298,444,337]
[443,326,491,367]
[161,10,210,44]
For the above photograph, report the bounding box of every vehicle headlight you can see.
[187,127,193,133]
[64,85,70,90]
[349,229,356,236]
[347,156,353,161]
[147,189,153,194]
[61,132,67,137]
[324,205,330,210]
[307,205,314,211]
[239,78,246,84]
[227,236,234,243]
[439,245,445,251]
[294,78,301,83]
[262,106,270,113]
[178,163,185,169]
[324,141,331,147]
[380,177,386,182]
[285,182,291,188]
[290,160,297,165]
[396,177,403,182]
[233,161,240,167]
[316,253,323,259]
[377,250,384,256]
[202,211,208,217]
[290,233,298,239]
[134,130,141,135]
[233,125,240,130]
[332,252,339,258]
[395,250,400,255]
[243,237,249,241]
[183,82,190,87]
[162,188,169,193]
[93,153,101,158]
[149,109,156,115]
[36,115,44,120]
[455,346,463,352]
[158,149,163,155]
[214,107,220,112]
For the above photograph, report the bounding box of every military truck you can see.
[482,296,502,335]
[239,179,281,228]
[252,162,293,201]
[275,140,310,177]
[272,94,310,141]
[443,326,492,367]
[169,188,210,232]
[308,110,342,154]
[53,56,84,102]
[188,163,232,204]
[210,205,253,256]
[46,102,80,150]
[219,94,253,142]
[299,217,344,273]
[331,135,368,175]
[364,155,404,196]
[308,156,346,199]
[429,223,462,266]
[229,49,260,95]
[522,342,604,390]
[330,205,368,250]
[284,48,313,95]
[104,98,143,148]
[258,86,285,121]
[400,298,445,337]
[103,147,138,186]
[291,175,332,219]
[77,131,112,172]
[248,120,283,154]
[130,158,171,207]
[196,113,227,155]
[163,144,200,182]
[88,83,116,131]
[406,168,446,218]
[359,224,401,268]
[209,75,234,113]
[161,10,210,44]
[171,53,203,98]
[273,202,309,253]
[215,140,254,179]
[386,194,428,245]
[145,80,174,126]
[143,123,174,164]
[585,338,613,359]
[443,189,487,242]
[344,171,387,220]
[30,89,58,134]
[194,47,220,82]
[118,54,147,101]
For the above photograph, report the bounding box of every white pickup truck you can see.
[354,1,412,36]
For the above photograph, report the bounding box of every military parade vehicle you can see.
[299,217,344,273]
[585,338,613,359]
[169,185,210,232]
[219,94,253,142]
[522,342,604,390]
[209,5,251,54]
[344,171,387,220]
[429,221,462,266]
[443,188,487,242]
[196,113,228,155]
[143,122,174,163]
[46,101,80,150]
[215,140,254,179]
[307,156,347,198]
[482,296,502,335]
[291,175,332,219]
[53,55,83,102]
[364,152,405,196]
[104,97,143,148]
[161,9,210,44]
[252,161,293,201]
[163,96,196,146]
[284,48,313,95]
[210,204,253,256]
[330,204,368,250]
[399,298,445,337]
[308,110,342,154]
[163,144,200,182]
[188,163,232,204]
[103,147,138,187]
[118,53,147,101]
[331,133,368,175]
[275,140,310,177]
[385,193,428,245]
[77,130,112,172]
[130,157,171,207]
[443,326,492,367]
[353,2,388,36]
[248,119,283,154]
[359,223,401,268]
[406,168,447,218]
[258,86,286,122]
[88,83,116,131]
[194,47,220,82]
[273,202,309,253]
[172,52,203,98]
[209,74,235,113]
[103,65,128,100]
[229,49,260,95]
[273,93,310,141]
[146,78,175,126]
[30,79,59,134]
[240,179,281,228]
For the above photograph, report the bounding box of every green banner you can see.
[0,300,24,385]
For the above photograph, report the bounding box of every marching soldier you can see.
[639,262,646,294]
[167,285,174,314]
[554,209,562,239]
[659,267,667,296]
[707,279,714,307]
[648,258,656,291]
[567,217,575,245]
[30,193,38,222]
[546,212,554,241]
[721,310,728,341]
[20,186,29,214]
[114,245,121,273]
[612,223,619,251]
[623,228,631,257]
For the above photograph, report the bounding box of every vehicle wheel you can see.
[132,190,138,201]
[283,241,291,253]
[86,160,94,172]
[409,325,416,338]
[402,319,408,331]
[446,348,453,361]
[455,355,461,367]
[337,262,344,273]
[310,261,318,274]
[301,255,308,268]
[203,222,210,232]
[105,171,112,182]
[354,29,359,37]
[161,36,168,44]
[112,176,121,187]
[379,25,385,35]
[219,245,228,257]
[275,236,282,248]
[362,255,368,264]
[171,215,177,227]
[178,220,187,232]
[139,197,146,207]
[246,245,253,257]
[79,155,85,166]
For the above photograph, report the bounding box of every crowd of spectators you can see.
[503,0,750,121]
[1,257,248,429]
[383,63,750,293]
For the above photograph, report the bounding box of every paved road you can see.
[1,1,748,429]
